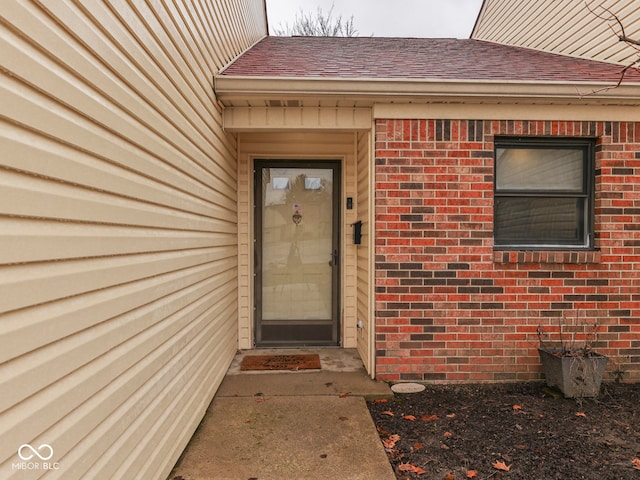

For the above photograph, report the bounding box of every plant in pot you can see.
[537,313,609,398]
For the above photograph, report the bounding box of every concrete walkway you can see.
[168,349,395,480]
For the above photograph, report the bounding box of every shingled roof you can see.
[221,36,640,84]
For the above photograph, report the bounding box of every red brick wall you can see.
[374,119,640,382]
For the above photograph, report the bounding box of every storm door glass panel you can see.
[256,162,339,345]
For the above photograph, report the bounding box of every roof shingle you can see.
[221,36,640,84]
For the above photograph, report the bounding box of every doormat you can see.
[240,354,321,371]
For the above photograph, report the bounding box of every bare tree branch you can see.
[273,4,358,37]
[579,2,640,96]
[588,3,640,48]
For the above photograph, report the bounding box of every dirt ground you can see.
[367,382,640,480]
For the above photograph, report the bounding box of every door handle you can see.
[328,249,338,267]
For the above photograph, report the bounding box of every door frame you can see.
[253,159,342,346]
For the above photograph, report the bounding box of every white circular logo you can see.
[18,444,54,461]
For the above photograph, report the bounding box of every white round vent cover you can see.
[391,382,426,394]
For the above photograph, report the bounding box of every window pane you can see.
[272,177,290,190]
[494,197,585,246]
[496,148,584,191]
[305,177,322,190]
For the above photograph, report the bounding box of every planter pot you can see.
[538,348,608,398]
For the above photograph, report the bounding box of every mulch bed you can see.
[367,382,640,480]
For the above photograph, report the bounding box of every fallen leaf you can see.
[339,392,350,398]
[466,470,478,478]
[443,431,453,437]
[382,434,401,449]
[398,463,425,475]
[513,404,522,410]
[633,458,640,470]
[576,412,587,417]
[492,460,511,471]
[413,442,424,450]
[446,413,456,418]
[376,425,390,436]
[255,397,266,404]
[443,474,455,480]
[382,439,395,449]
[421,414,439,421]
[374,398,388,403]
[403,415,416,421]
[381,410,395,417]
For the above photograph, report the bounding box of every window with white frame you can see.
[494,138,595,249]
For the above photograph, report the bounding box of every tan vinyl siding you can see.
[472,0,640,65]
[237,132,359,350]
[356,130,374,376]
[0,0,266,479]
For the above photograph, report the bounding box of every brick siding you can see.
[374,119,640,382]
